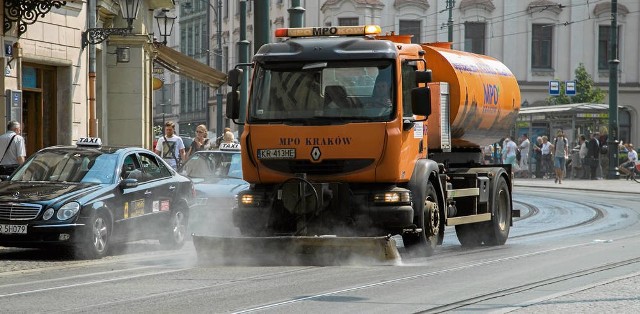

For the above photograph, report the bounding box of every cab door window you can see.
[139,153,171,181]
[121,154,143,181]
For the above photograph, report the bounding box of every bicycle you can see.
[619,162,640,183]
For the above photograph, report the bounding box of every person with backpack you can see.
[552,130,569,184]
[154,121,185,170]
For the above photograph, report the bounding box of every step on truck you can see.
[193,25,521,265]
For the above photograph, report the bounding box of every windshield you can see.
[10,150,118,184]
[180,152,242,180]
[249,61,394,123]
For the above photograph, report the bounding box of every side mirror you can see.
[227,68,244,89]
[119,178,138,190]
[415,70,432,84]
[411,87,431,117]
[226,91,240,120]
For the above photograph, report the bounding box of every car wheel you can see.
[402,180,439,257]
[76,211,110,259]
[160,208,187,249]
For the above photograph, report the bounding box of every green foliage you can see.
[548,63,606,104]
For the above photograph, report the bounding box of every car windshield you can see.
[10,150,118,184]
[249,60,394,124]
[180,152,242,180]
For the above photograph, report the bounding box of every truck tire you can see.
[455,224,482,247]
[402,181,440,256]
[482,176,511,245]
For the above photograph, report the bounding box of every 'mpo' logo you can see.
[483,84,499,105]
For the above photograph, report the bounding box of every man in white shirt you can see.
[519,133,530,175]
[619,143,638,179]
[154,121,185,170]
[0,121,27,175]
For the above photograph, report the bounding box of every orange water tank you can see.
[421,44,521,149]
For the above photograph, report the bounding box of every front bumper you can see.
[0,220,89,248]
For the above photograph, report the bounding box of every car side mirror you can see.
[120,178,138,190]
[0,175,9,181]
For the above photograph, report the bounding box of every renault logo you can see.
[310,146,321,161]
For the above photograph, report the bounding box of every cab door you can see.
[112,153,148,242]
[137,153,176,238]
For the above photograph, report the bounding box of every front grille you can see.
[260,159,374,175]
[0,203,43,221]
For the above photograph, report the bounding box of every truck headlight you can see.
[57,202,81,220]
[373,191,411,205]
[240,194,264,207]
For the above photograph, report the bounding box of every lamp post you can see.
[83,0,142,48]
[155,9,176,45]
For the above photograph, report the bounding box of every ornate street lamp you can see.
[82,0,142,48]
[154,9,176,45]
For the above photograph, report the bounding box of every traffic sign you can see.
[565,80,576,96]
[549,80,560,96]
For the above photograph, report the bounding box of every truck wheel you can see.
[76,211,110,259]
[455,224,482,247]
[160,208,188,250]
[402,181,440,256]
[482,176,511,245]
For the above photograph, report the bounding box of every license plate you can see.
[257,149,296,160]
[0,224,27,234]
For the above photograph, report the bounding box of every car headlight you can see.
[42,208,55,220]
[57,202,81,220]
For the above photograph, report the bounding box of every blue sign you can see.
[549,80,560,96]
[4,42,12,57]
[565,80,576,96]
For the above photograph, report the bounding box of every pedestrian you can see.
[586,132,600,180]
[578,135,588,179]
[215,127,233,147]
[532,136,543,178]
[187,124,212,157]
[154,121,186,170]
[540,136,553,179]
[618,143,638,179]
[0,121,27,176]
[502,137,518,177]
[222,131,235,144]
[519,133,530,176]
[552,130,569,184]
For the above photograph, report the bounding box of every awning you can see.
[153,43,227,88]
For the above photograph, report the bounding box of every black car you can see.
[179,143,248,236]
[0,137,194,259]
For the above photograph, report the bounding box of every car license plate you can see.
[257,149,296,159]
[0,224,27,234]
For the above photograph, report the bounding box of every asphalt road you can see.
[1,179,639,313]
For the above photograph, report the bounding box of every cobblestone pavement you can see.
[510,177,640,313]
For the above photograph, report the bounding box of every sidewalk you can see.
[513,177,638,194]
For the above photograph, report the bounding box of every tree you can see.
[549,63,606,104]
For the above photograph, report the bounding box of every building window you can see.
[464,22,485,54]
[338,17,359,26]
[180,29,187,54]
[598,25,620,70]
[223,46,229,72]
[187,25,193,56]
[532,24,553,69]
[399,20,421,44]
[180,81,187,113]
[225,0,229,18]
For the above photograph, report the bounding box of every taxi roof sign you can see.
[219,142,241,151]
[77,137,102,147]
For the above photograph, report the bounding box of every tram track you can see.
[510,200,606,239]
[415,256,640,313]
